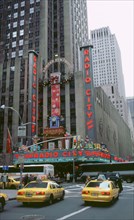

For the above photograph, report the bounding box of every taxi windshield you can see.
[25,182,48,188]
[87,181,110,189]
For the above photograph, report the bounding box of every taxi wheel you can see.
[60,191,65,200]
[116,194,119,200]
[23,202,28,206]
[49,195,54,205]
[10,185,16,189]
[0,201,4,212]
[110,197,115,205]
[84,201,89,206]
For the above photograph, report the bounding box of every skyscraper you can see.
[0,0,89,151]
[127,97,134,128]
[90,27,128,123]
[90,27,126,97]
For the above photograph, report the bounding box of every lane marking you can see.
[56,207,90,220]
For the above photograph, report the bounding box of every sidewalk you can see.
[0,189,17,200]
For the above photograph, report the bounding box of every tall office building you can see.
[90,27,129,123]
[127,97,134,128]
[0,0,89,151]
[90,27,126,98]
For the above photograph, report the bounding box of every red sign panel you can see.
[51,84,61,116]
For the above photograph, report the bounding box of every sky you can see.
[87,0,134,98]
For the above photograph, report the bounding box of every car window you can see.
[54,184,60,188]
[111,182,116,189]
[52,184,56,189]
[87,181,110,189]
[14,178,20,181]
[25,182,48,188]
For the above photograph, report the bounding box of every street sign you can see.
[2,166,9,171]
[18,126,26,137]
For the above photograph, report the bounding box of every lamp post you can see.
[0,105,22,123]
[0,105,36,146]
[72,136,78,184]
[1,105,24,145]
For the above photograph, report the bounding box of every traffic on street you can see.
[0,182,133,220]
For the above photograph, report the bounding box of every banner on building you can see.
[6,128,12,153]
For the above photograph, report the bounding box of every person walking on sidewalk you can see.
[66,172,70,183]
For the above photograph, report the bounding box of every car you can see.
[76,172,98,182]
[0,177,23,189]
[81,179,119,205]
[97,172,123,193]
[0,193,8,212]
[16,179,65,206]
[97,172,122,181]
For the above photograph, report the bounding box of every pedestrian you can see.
[22,174,29,186]
[116,175,123,193]
[1,173,8,189]
[85,176,91,185]
[66,172,70,183]
[29,174,34,182]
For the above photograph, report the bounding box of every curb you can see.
[9,197,16,200]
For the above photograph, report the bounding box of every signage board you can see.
[48,142,55,150]
[2,166,9,171]
[18,126,26,137]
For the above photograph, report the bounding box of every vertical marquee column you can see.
[28,50,38,142]
[50,72,61,128]
[80,45,97,142]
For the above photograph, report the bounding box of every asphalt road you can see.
[0,183,134,220]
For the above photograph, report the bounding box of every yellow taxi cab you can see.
[82,179,119,205]
[16,180,65,206]
[0,193,8,212]
[0,177,22,189]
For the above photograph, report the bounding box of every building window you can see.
[20,20,24,26]
[2,83,6,93]
[13,22,17,28]
[12,42,16,48]
[20,11,25,16]
[20,94,24,102]
[12,31,17,37]
[19,39,23,46]
[13,12,18,18]
[30,8,34,13]
[21,1,25,7]
[14,3,18,9]
[19,50,23,56]
[9,81,14,91]
[30,0,34,3]
[11,52,16,58]
[20,30,24,36]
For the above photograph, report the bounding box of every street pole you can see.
[73,157,75,183]
[18,154,24,188]
[20,163,23,188]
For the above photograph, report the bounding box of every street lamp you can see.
[72,137,78,184]
[0,105,36,145]
[0,105,22,124]
[1,105,24,145]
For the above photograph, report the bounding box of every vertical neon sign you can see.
[80,45,96,141]
[28,51,38,141]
